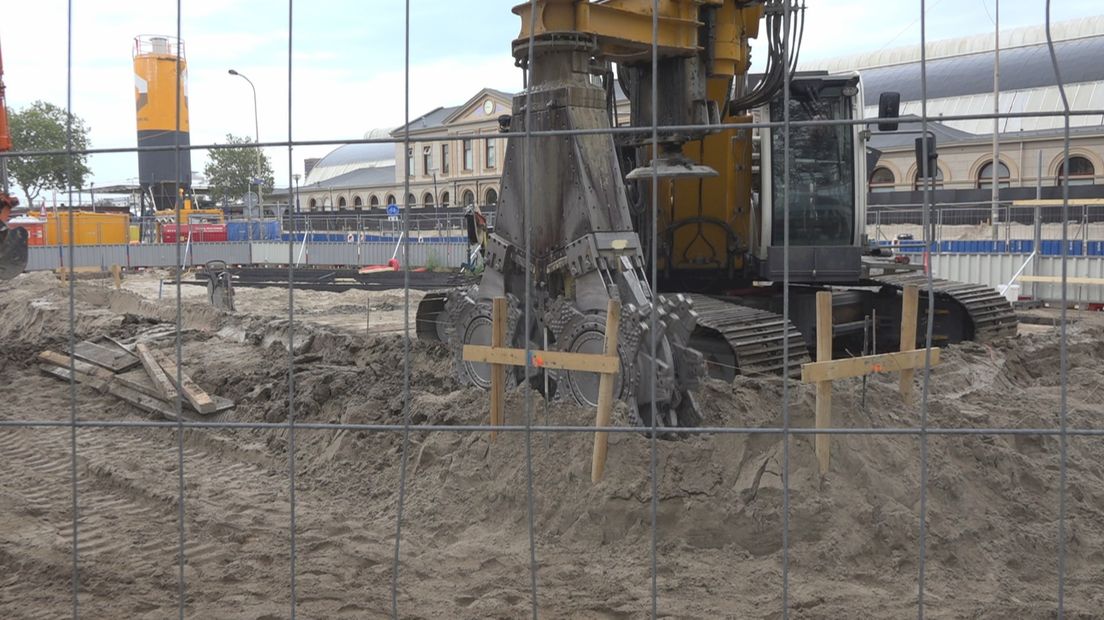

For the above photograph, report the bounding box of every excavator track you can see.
[687,294,809,381]
[870,273,1018,343]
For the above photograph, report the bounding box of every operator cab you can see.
[755,72,866,283]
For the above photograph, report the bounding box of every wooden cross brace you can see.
[461,297,622,483]
[801,286,941,475]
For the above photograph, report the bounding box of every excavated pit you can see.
[1,270,1103,618]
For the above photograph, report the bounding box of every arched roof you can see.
[306,131,395,185]
[860,37,1104,105]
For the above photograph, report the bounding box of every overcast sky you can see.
[2,0,1102,198]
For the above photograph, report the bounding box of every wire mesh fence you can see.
[1,0,1101,618]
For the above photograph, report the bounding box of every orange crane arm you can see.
[0,38,10,153]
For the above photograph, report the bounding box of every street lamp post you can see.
[292,173,301,215]
[229,69,261,239]
[430,167,440,237]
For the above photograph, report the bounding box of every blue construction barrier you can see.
[879,239,1103,256]
[227,220,282,241]
[279,232,469,243]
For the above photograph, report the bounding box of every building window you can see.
[309,198,317,210]
[1057,156,1096,186]
[870,167,895,193]
[441,144,450,175]
[463,139,473,171]
[370,195,380,208]
[407,193,417,209]
[423,145,433,175]
[338,196,347,208]
[462,189,475,206]
[485,187,498,206]
[913,167,944,190]
[485,139,496,169]
[440,190,450,207]
[386,194,396,207]
[423,192,434,209]
[353,196,363,209]
[977,160,1010,189]
[407,148,415,177]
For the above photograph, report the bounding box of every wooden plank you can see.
[1011,199,1104,206]
[107,383,196,421]
[490,297,507,441]
[40,364,203,421]
[591,299,621,483]
[463,345,619,374]
[151,349,217,415]
[38,351,115,382]
[135,343,178,402]
[102,335,135,354]
[801,348,942,383]
[1018,275,1104,285]
[115,368,234,414]
[114,368,169,400]
[71,340,139,372]
[39,364,110,393]
[899,285,919,403]
[815,291,833,475]
[111,264,122,290]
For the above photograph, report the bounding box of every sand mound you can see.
[1,272,1103,618]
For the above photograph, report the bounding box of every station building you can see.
[816,16,1104,208]
[293,16,1104,217]
[296,88,514,213]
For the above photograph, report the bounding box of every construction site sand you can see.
[2,271,1104,619]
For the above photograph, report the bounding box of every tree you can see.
[203,134,274,205]
[7,101,92,207]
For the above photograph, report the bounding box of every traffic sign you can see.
[387,203,399,221]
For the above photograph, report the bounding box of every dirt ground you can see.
[2,270,1104,619]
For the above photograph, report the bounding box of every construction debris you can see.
[37,335,234,420]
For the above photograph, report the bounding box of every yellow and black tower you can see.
[133,35,190,212]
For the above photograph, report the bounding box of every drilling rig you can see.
[417,0,1017,427]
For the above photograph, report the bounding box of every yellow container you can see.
[44,212,130,246]
[129,224,141,243]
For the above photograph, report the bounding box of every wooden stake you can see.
[490,297,507,442]
[110,264,122,290]
[591,299,621,483]
[815,291,832,475]
[898,285,920,403]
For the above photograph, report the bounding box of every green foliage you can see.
[424,251,441,271]
[202,134,274,205]
[7,101,92,206]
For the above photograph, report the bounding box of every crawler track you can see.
[870,273,1019,343]
[687,295,810,380]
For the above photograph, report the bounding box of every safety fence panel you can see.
[304,243,360,266]
[251,242,293,265]
[24,240,474,271]
[1033,255,1104,303]
[127,244,181,268]
[26,247,62,271]
[188,243,252,267]
[932,252,1104,304]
